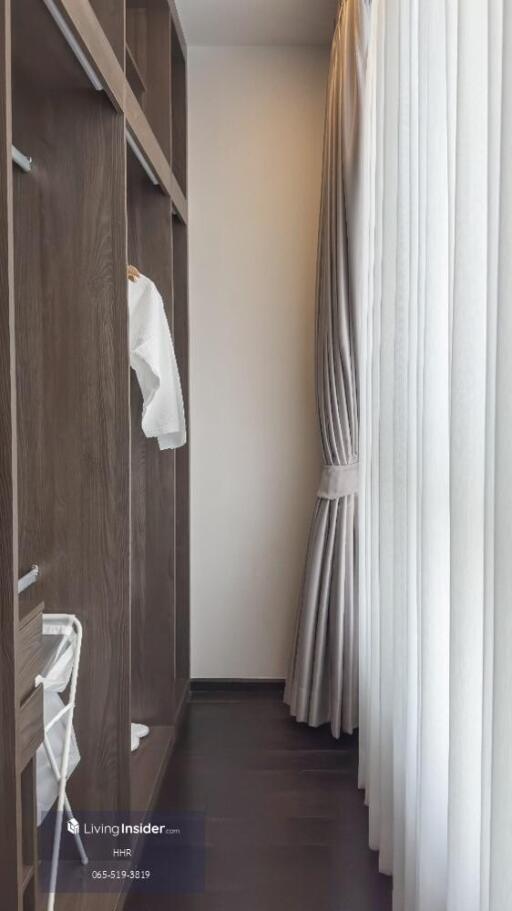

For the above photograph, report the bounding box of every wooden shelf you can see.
[46,0,125,110]
[125,83,172,195]
[130,725,175,812]
[36,1,184,206]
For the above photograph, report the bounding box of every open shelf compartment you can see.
[171,16,187,194]
[125,0,172,161]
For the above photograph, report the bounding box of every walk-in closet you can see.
[0,0,189,907]
[3,2,507,911]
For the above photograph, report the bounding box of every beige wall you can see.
[188,45,329,678]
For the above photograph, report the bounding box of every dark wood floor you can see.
[126,688,392,911]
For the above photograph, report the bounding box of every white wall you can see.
[188,45,329,678]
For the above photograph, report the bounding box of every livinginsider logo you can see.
[66,818,174,837]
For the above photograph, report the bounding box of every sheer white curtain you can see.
[358,1,512,909]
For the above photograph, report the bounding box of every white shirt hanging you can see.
[128,274,186,450]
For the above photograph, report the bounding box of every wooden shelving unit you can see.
[0,0,190,908]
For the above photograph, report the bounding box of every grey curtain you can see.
[284,0,369,738]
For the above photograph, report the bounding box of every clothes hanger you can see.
[128,264,141,282]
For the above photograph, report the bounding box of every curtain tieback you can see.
[318,463,359,500]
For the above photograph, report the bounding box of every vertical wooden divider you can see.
[171,6,189,718]
[0,0,22,905]
[173,214,190,706]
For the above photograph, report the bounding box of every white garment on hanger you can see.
[128,274,186,450]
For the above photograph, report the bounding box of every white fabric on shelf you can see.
[131,726,140,753]
[359,0,512,909]
[128,274,186,451]
[130,722,150,753]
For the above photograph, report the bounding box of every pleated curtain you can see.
[285,0,370,738]
[358,0,512,909]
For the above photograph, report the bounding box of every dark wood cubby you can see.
[171,18,187,193]
[90,0,125,63]
[0,0,190,907]
[128,145,175,728]
[125,0,172,160]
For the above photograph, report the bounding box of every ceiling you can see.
[175,0,339,47]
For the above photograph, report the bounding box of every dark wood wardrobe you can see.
[0,0,189,907]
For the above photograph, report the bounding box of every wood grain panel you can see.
[143,4,171,161]
[18,602,43,703]
[126,6,147,87]
[130,724,174,811]
[12,0,130,813]
[23,878,37,911]
[172,217,189,689]
[20,760,38,888]
[1,0,189,902]
[18,685,43,771]
[125,0,172,165]
[0,0,22,906]
[127,147,175,725]
[89,0,125,64]
[49,0,126,109]
[125,81,172,195]
[171,18,186,194]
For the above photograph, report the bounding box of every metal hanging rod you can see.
[126,131,159,187]
[42,0,103,92]
[18,564,40,595]
[12,145,32,173]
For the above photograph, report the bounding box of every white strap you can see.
[317,463,359,500]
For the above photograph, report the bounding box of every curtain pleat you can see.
[285,0,370,738]
[359,0,512,909]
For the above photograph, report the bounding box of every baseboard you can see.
[191,678,285,695]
